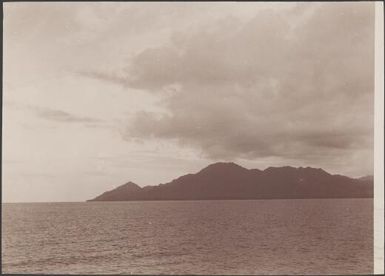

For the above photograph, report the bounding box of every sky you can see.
[3,2,375,202]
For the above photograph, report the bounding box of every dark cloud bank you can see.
[88,3,374,173]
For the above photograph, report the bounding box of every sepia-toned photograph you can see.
[2,1,384,275]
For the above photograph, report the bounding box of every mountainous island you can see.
[88,162,373,201]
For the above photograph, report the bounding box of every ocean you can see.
[2,199,373,275]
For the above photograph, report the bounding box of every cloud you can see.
[78,71,129,87]
[8,101,106,126]
[36,108,102,123]
[86,3,374,172]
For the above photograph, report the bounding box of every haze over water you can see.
[2,199,373,275]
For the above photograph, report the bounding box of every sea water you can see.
[2,199,373,274]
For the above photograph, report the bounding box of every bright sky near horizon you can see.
[3,2,375,202]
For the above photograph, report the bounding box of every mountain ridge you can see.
[88,162,373,201]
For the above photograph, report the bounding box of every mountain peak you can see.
[199,162,247,173]
[264,166,329,175]
[115,181,141,191]
[123,181,139,187]
[88,181,141,201]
